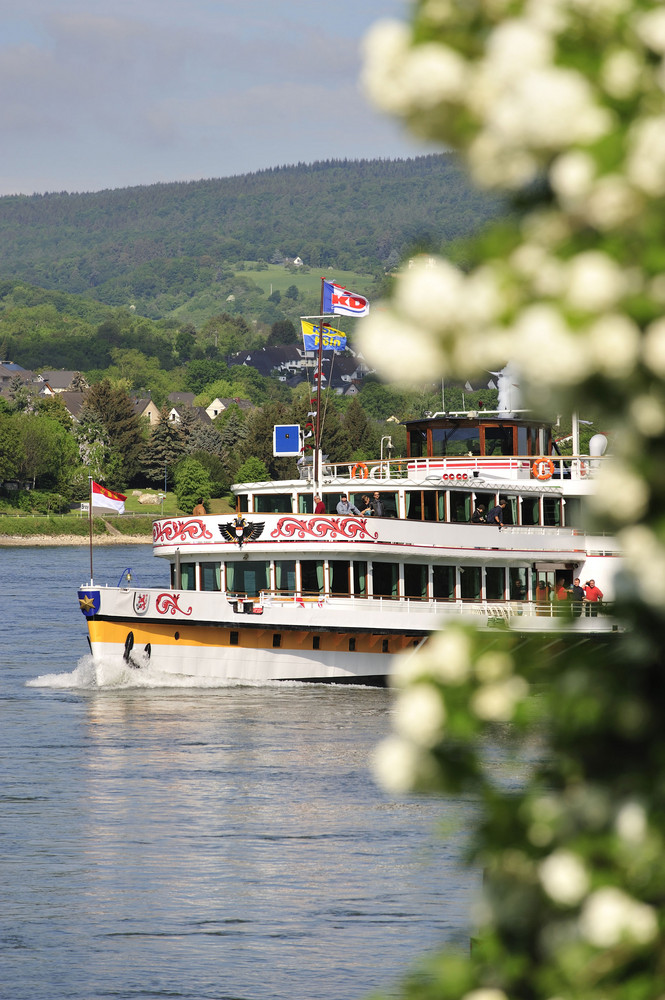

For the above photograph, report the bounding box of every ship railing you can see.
[253,590,612,619]
[320,455,606,483]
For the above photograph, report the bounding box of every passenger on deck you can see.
[470,504,486,523]
[536,579,550,615]
[486,499,507,528]
[584,579,603,616]
[571,577,585,617]
[314,495,326,514]
[192,498,206,516]
[371,492,385,517]
[336,494,361,516]
[360,494,373,515]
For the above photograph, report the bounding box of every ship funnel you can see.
[589,433,608,457]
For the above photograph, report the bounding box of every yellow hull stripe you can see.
[88,619,418,655]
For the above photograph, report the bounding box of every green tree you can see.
[80,379,146,486]
[235,456,269,483]
[14,414,79,488]
[141,407,186,486]
[174,457,211,513]
[0,412,23,481]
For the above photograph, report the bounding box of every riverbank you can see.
[0,534,151,546]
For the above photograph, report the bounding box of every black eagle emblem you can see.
[219,516,265,547]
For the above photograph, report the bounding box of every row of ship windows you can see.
[239,491,582,528]
[172,559,568,601]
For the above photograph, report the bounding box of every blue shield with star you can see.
[78,590,100,617]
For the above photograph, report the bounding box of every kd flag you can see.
[301,320,347,351]
[322,279,370,317]
[91,480,126,514]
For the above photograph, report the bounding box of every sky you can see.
[0,0,433,197]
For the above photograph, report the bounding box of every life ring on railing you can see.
[351,462,369,479]
[532,458,555,480]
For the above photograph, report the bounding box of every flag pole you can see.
[314,278,326,486]
[88,476,94,585]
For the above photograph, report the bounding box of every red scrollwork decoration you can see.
[270,516,378,541]
[155,593,193,616]
[153,519,213,544]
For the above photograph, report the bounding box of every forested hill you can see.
[0,156,501,310]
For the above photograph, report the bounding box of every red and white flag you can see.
[91,480,126,514]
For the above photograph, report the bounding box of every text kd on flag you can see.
[322,279,370,317]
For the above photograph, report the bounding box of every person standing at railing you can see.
[571,577,585,617]
[336,495,361,516]
[584,579,603,616]
[314,495,325,514]
[371,492,385,517]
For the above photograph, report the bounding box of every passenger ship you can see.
[77,410,621,685]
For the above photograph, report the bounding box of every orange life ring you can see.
[532,458,555,480]
[351,462,369,479]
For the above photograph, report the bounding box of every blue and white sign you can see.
[273,424,301,457]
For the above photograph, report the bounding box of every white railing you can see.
[319,455,606,483]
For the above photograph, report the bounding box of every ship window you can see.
[313,635,320,650]
[349,637,356,651]
[472,492,495,521]
[275,560,296,594]
[460,565,482,600]
[409,428,427,457]
[382,639,389,653]
[562,497,582,528]
[517,426,528,456]
[230,631,239,646]
[432,426,481,457]
[298,494,314,514]
[450,491,470,523]
[486,567,506,600]
[179,562,196,590]
[423,491,437,521]
[406,491,423,520]
[543,497,561,526]
[226,561,269,597]
[330,560,351,596]
[200,562,221,592]
[433,565,456,600]
[272,633,281,648]
[254,493,292,513]
[438,492,447,522]
[237,494,248,513]
[353,561,367,597]
[301,560,324,594]
[484,426,514,456]
[521,497,540,526]
[510,568,528,601]
[373,561,399,598]
[404,563,427,600]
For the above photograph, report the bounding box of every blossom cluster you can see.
[360,0,665,596]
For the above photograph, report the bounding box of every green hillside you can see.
[0,156,501,322]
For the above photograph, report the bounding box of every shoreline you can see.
[0,534,152,547]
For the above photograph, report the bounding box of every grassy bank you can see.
[0,515,155,539]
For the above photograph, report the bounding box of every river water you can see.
[1,544,479,1000]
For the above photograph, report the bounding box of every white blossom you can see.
[589,461,649,521]
[400,43,468,107]
[512,304,592,387]
[579,887,658,947]
[358,310,446,384]
[538,850,590,906]
[564,251,626,312]
[585,175,641,229]
[361,20,411,114]
[372,735,437,793]
[420,627,473,685]
[585,313,640,378]
[471,676,529,722]
[629,394,665,437]
[462,990,509,1000]
[615,801,647,844]
[475,651,514,683]
[485,66,611,152]
[642,317,665,375]
[627,116,665,196]
[394,257,466,331]
[550,150,595,204]
[394,683,447,746]
[635,8,665,55]
[600,48,643,99]
[618,526,665,605]
[468,130,539,189]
